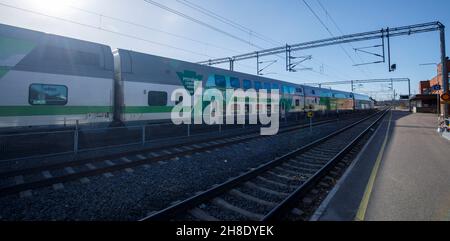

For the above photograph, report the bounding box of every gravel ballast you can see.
[0,116,369,221]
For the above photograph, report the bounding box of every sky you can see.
[0,0,449,100]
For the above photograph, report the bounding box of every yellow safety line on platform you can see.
[355,110,393,221]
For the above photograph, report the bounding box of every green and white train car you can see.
[0,23,114,129]
[114,49,373,125]
[0,23,374,130]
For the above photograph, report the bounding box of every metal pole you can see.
[382,29,386,63]
[142,125,146,146]
[437,93,440,115]
[309,117,312,133]
[187,123,191,137]
[256,52,260,75]
[286,45,289,72]
[437,67,440,116]
[408,78,412,112]
[74,120,79,154]
[387,28,392,72]
[439,25,448,119]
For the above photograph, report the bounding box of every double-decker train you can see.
[0,23,374,129]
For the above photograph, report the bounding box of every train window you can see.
[254,81,261,90]
[296,88,303,93]
[289,86,295,94]
[215,75,226,88]
[243,80,252,90]
[29,84,68,106]
[230,77,240,88]
[349,94,354,98]
[272,83,279,90]
[295,99,300,106]
[311,90,316,95]
[148,91,167,106]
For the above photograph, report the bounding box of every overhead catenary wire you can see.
[176,0,281,47]
[0,1,331,83]
[301,0,371,79]
[1,1,353,82]
[145,0,347,80]
[315,0,372,74]
[143,0,264,49]
[0,2,216,59]
[66,4,242,55]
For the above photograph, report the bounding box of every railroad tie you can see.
[52,183,64,191]
[245,182,289,197]
[257,176,290,188]
[291,208,304,217]
[104,160,115,166]
[64,167,76,174]
[189,208,220,221]
[121,157,132,163]
[229,189,277,207]
[19,190,32,198]
[136,154,146,160]
[80,177,90,184]
[103,173,114,178]
[212,198,264,221]
[14,176,24,185]
[85,163,97,170]
[42,171,52,179]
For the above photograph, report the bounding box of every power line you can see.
[301,0,355,63]
[315,0,371,73]
[158,0,351,80]
[143,0,264,49]
[0,1,346,81]
[0,2,218,59]
[301,0,371,78]
[176,0,281,47]
[188,2,348,79]
[66,4,242,55]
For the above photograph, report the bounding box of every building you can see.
[428,59,450,95]
[411,94,439,113]
[419,81,431,94]
[416,59,450,114]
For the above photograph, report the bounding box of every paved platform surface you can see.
[317,111,450,221]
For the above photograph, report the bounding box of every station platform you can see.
[313,110,450,221]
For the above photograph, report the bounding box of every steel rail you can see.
[0,113,370,197]
[263,108,389,221]
[140,109,387,221]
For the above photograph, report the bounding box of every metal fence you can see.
[0,110,360,162]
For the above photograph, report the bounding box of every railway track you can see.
[0,112,374,198]
[140,109,389,221]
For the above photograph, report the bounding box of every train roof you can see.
[0,23,114,79]
[116,49,372,100]
[114,48,289,86]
